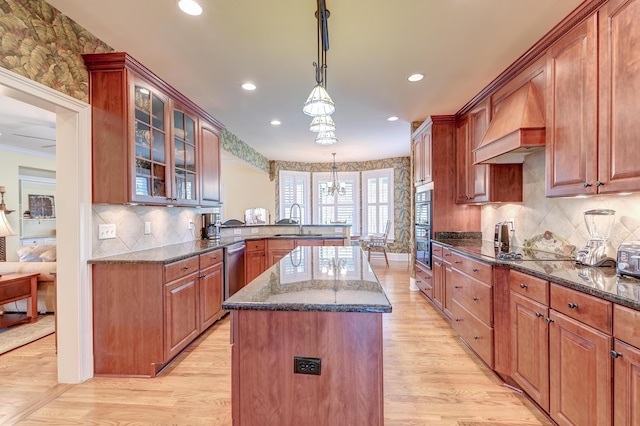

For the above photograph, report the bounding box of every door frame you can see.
[0,67,93,383]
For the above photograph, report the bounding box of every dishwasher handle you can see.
[227,244,246,254]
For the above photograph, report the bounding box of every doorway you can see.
[0,67,93,383]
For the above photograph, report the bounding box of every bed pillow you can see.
[17,244,56,262]
[39,246,57,262]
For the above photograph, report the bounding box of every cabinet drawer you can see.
[199,249,223,269]
[164,256,200,283]
[245,239,265,252]
[323,239,344,246]
[268,239,295,250]
[614,304,640,348]
[442,247,452,265]
[510,269,549,305]
[432,243,443,258]
[0,280,30,302]
[451,269,492,326]
[450,252,492,284]
[550,283,612,334]
[451,299,494,368]
[415,264,433,298]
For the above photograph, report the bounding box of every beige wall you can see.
[0,149,55,261]
[221,154,275,223]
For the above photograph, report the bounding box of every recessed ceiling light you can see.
[387,116,399,121]
[270,120,281,126]
[408,73,424,82]
[178,0,202,16]
[241,83,257,91]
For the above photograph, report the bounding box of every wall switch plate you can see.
[251,228,259,233]
[98,224,116,240]
[294,356,321,375]
[334,228,341,233]
[144,222,151,235]
[233,229,242,235]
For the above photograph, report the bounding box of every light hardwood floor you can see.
[0,259,552,425]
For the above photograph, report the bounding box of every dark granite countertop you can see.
[222,246,392,313]
[89,235,347,264]
[432,238,640,311]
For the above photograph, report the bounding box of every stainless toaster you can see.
[617,242,640,278]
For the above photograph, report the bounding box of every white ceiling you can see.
[0,95,56,157]
[6,0,585,163]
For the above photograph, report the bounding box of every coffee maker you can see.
[201,213,220,240]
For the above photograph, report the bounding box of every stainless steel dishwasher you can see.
[224,242,245,300]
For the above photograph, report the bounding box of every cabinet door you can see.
[164,273,200,360]
[510,291,550,411]
[200,121,221,205]
[443,263,453,319]
[546,16,598,197]
[199,262,223,331]
[468,102,490,203]
[455,117,471,203]
[413,135,424,186]
[421,127,433,184]
[245,251,266,284]
[613,339,640,426]
[549,310,612,426]
[171,106,199,205]
[598,0,640,194]
[268,250,290,267]
[432,257,444,310]
[132,79,172,204]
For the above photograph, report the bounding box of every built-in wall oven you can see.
[415,187,432,268]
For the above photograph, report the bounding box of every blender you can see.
[576,209,616,267]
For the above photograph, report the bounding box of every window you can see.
[362,168,394,240]
[312,171,359,231]
[279,171,310,223]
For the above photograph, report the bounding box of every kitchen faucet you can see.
[289,203,303,235]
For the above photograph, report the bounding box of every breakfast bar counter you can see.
[222,246,391,426]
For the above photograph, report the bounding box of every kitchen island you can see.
[222,245,392,426]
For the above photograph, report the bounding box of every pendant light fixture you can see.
[315,131,338,145]
[309,115,336,133]
[303,0,335,118]
[321,153,346,196]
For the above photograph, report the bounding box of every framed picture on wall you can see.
[28,194,55,218]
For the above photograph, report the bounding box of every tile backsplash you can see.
[482,150,640,251]
[92,205,199,258]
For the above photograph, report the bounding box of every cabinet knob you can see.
[472,296,479,301]
[545,317,554,324]
[567,302,579,309]
[454,285,462,289]
[594,180,604,187]
[455,318,461,322]
[520,283,528,289]
[454,260,462,264]
[535,312,544,318]
[472,268,479,273]
[436,262,443,267]
[610,350,623,359]
[473,336,480,340]
[444,253,451,257]
[583,182,592,187]
[183,265,190,270]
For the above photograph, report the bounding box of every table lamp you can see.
[0,209,16,269]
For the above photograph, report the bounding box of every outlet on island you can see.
[294,356,321,375]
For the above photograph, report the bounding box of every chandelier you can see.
[321,153,346,197]
[304,0,337,144]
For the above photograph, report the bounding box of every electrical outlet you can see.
[188,220,194,230]
[98,224,116,240]
[233,229,242,235]
[294,356,321,375]
[508,218,515,231]
[334,228,341,233]
[251,228,259,234]
[144,222,151,235]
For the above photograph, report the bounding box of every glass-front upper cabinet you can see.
[172,108,198,204]
[133,83,170,202]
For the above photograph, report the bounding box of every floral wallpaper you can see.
[271,156,412,254]
[0,0,112,102]
[221,129,270,174]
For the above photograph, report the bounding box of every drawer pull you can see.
[535,312,544,318]
[182,265,190,270]
[444,253,451,257]
[472,268,479,272]
[473,336,480,340]
[454,260,462,264]
[567,302,579,309]
[520,283,528,289]
[455,318,461,322]
[472,296,479,301]
[436,262,443,267]
[454,285,462,289]
[610,350,623,359]
[545,318,555,324]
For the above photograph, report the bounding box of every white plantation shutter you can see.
[279,171,310,223]
[312,171,359,231]
[362,168,394,240]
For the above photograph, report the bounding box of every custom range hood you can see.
[473,81,545,164]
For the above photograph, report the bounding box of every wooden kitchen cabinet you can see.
[442,248,453,319]
[164,269,200,361]
[455,102,522,204]
[198,249,224,330]
[84,52,223,206]
[612,304,640,426]
[245,239,267,284]
[266,239,296,267]
[415,262,433,299]
[413,124,432,186]
[547,1,640,196]
[431,243,444,311]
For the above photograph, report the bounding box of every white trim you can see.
[361,168,395,240]
[278,170,311,223]
[312,171,360,230]
[0,67,93,383]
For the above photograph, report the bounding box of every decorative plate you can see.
[523,231,576,258]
